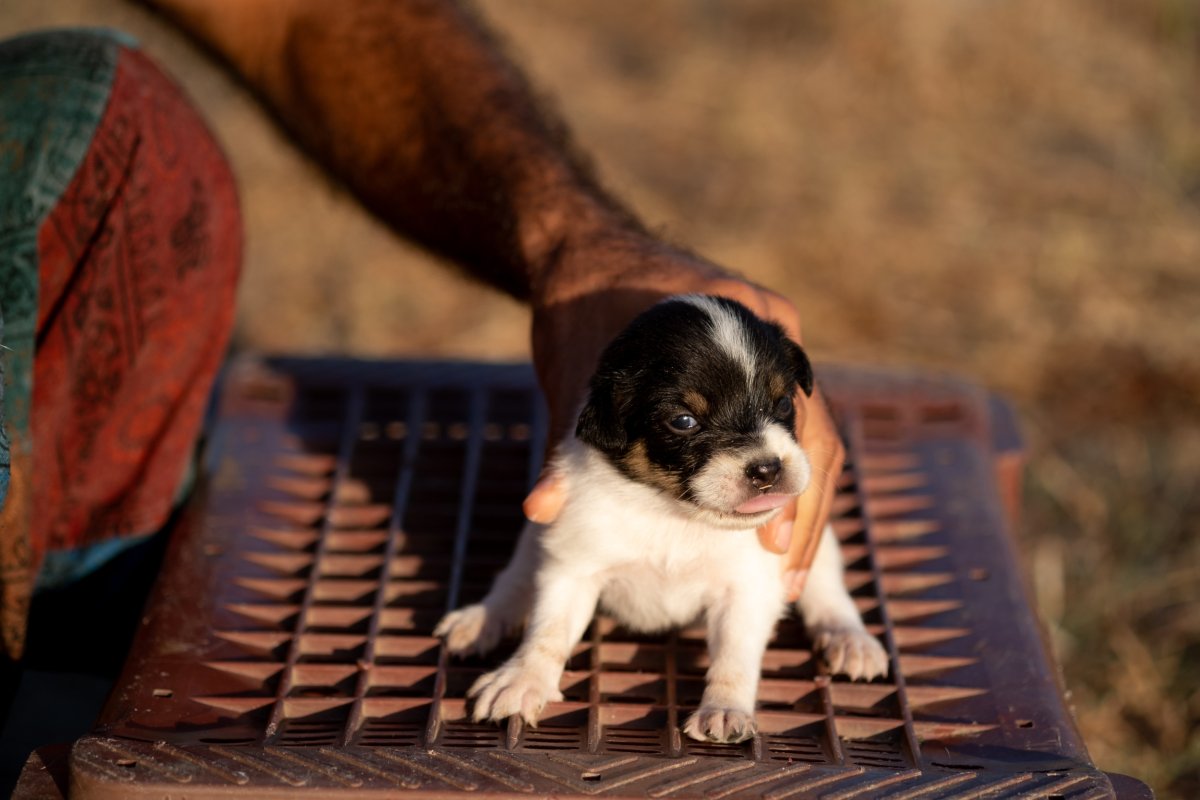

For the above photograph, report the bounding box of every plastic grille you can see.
[69,358,1138,799]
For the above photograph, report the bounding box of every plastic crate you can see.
[37,357,1151,798]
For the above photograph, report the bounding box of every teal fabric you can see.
[0,30,123,513]
[34,531,153,591]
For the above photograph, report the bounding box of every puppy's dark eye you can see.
[773,395,793,418]
[668,414,699,433]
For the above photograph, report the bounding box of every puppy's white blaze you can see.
[677,295,756,387]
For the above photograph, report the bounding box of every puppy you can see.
[435,295,887,743]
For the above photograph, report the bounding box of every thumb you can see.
[757,497,797,554]
[523,472,566,524]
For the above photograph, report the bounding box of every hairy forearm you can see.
[143,0,645,299]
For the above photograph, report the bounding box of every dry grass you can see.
[3,0,1198,795]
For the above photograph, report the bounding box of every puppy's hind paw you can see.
[815,627,890,681]
[683,706,757,744]
[434,604,504,657]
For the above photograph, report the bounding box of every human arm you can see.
[139,0,636,300]
[141,0,844,597]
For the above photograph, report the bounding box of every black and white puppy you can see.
[436,295,887,743]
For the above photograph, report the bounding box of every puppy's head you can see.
[576,295,816,529]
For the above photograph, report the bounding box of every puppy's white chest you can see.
[595,546,741,633]
[547,452,784,633]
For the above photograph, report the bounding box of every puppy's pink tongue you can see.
[735,494,793,514]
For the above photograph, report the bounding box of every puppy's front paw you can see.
[434,604,504,657]
[683,706,757,744]
[468,661,563,725]
[815,627,889,681]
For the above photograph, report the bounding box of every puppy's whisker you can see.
[806,465,838,483]
[802,446,847,462]
[803,457,850,481]
[798,472,837,505]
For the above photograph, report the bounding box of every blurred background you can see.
[3,1,1198,796]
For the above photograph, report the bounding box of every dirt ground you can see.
[3,1,1198,796]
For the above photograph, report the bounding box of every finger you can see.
[785,466,836,601]
[785,488,823,600]
[785,385,844,600]
[523,474,566,524]
[757,496,797,555]
[759,290,803,344]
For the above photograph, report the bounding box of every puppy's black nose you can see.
[746,458,782,490]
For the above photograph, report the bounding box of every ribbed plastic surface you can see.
[65,357,1146,799]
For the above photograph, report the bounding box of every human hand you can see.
[525,231,845,600]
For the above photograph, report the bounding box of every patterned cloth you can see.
[0,29,241,659]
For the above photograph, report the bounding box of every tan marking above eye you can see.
[681,390,709,416]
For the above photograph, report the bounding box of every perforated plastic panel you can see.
[65,357,1149,799]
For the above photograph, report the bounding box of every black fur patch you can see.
[576,296,813,498]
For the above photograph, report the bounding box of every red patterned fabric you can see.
[31,48,240,559]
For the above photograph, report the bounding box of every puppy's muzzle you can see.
[745,457,782,491]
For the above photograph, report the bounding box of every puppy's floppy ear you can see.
[576,372,628,453]
[786,339,815,397]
